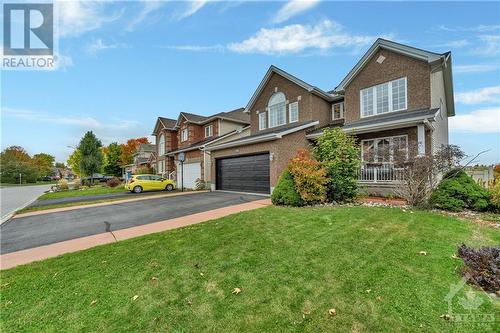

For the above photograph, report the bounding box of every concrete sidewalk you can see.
[0,198,271,270]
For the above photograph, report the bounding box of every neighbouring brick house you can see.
[205,39,455,195]
[123,143,157,178]
[151,109,250,189]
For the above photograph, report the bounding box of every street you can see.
[0,184,52,223]
[0,191,264,254]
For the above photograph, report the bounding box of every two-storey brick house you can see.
[206,39,454,194]
[151,109,250,189]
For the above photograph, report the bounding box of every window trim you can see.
[332,102,344,120]
[360,77,407,118]
[360,134,408,163]
[259,112,267,130]
[268,92,286,129]
[289,101,299,123]
[204,125,213,138]
[181,128,188,142]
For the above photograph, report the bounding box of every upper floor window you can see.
[360,77,407,117]
[332,102,344,120]
[289,102,299,123]
[181,128,188,142]
[268,92,286,128]
[204,125,213,138]
[158,134,165,155]
[259,112,267,130]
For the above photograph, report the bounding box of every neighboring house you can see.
[123,143,157,179]
[465,165,495,188]
[151,109,250,189]
[206,39,454,194]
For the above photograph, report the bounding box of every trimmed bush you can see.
[288,150,328,204]
[429,169,490,211]
[313,128,360,202]
[58,179,69,190]
[458,244,500,294]
[271,169,304,207]
[489,182,500,211]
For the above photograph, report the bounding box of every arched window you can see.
[158,134,165,156]
[268,92,286,128]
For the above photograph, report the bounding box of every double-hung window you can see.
[332,102,344,120]
[204,125,213,138]
[360,77,407,117]
[361,135,408,163]
[259,112,267,130]
[181,128,188,142]
[289,102,299,123]
[268,92,286,128]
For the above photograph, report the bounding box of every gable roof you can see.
[244,65,338,113]
[151,117,176,135]
[175,108,250,127]
[334,38,455,116]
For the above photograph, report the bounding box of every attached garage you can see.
[216,153,270,194]
[176,162,201,189]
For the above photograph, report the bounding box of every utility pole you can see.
[19,173,22,185]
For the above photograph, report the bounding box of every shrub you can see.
[134,166,153,175]
[72,179,81,190]
[457,244,500,294]
[195,178,206,191]
[58,178,69,190]
[489,182,500,211]
[288,150,328,204]
[106,177,122,188]
[429,169,490,211]
[271,169,304,207]
[312,128,360,202]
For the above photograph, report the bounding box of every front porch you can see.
[358,164,404,183]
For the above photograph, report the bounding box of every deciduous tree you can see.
[103,142,123,177]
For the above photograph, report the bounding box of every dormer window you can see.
[268,92,286,128]
[204,125,213,138]
[332,102,344,120]
[181,128,188,142]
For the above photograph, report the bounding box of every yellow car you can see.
[126,174,176,193]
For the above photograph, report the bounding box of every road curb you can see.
[0,198,271,270]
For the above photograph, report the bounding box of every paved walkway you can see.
[0,197,271,270]
[1,184,52,223]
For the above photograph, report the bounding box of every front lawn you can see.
[1,206,499,332]
[38,185,128,200]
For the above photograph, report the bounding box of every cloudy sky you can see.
[2,0,499,164]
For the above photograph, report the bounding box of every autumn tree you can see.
[120,137,150,165]
[67,149,82,176]
[103,142,123,177]
[33,153,55,178]
[0,146,38,183]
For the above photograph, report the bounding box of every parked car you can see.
[80,173,114,184]
[125,174,176,193]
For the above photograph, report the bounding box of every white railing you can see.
[168,171,176,181]
[358,164,404,183]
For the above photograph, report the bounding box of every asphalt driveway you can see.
[0,191,264,254]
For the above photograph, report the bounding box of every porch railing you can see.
[358,164,404,183]
[168,171,176,181]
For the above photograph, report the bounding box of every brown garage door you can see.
[216,153,270,194]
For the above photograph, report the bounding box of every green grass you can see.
[1,206,499,332]
[38,185,127,200]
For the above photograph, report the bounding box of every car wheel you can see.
[133,186,143,193]
[165,184,174,191]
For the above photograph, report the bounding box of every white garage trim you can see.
[176,162,201,190]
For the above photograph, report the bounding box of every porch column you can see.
[417,124,425,156]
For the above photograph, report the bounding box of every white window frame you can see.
[158,134,165,156]
[181,128,188,142]
[204,125,213,138]
[360,135,408,163]
[259,112,267,130]
[289,101,299,123]
[332,102,344,120]
[360,77,407,118]
[268,92,286,129]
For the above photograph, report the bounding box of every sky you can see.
[1,0,500,164]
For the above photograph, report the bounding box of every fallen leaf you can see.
[1,283,10,288]
[151,276,158,282]
[132,295,139,301]
[328,308,337,316]
[187,300,192,306]
[376,296,383,302]
[200,272,204,277]
[5,301,12,306]
[365,289,371,294]
[419,251,427,256]
[232,287,242,295]
[440,314,451,321]
[90,300,97,305]
[101,260,107,264]
[451,254,458,259]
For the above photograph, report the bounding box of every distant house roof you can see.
[175,107,250,127]
[152,117,176,135]
[244,65,340,113]
[137,143,156,152]
[333,38,454,116]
